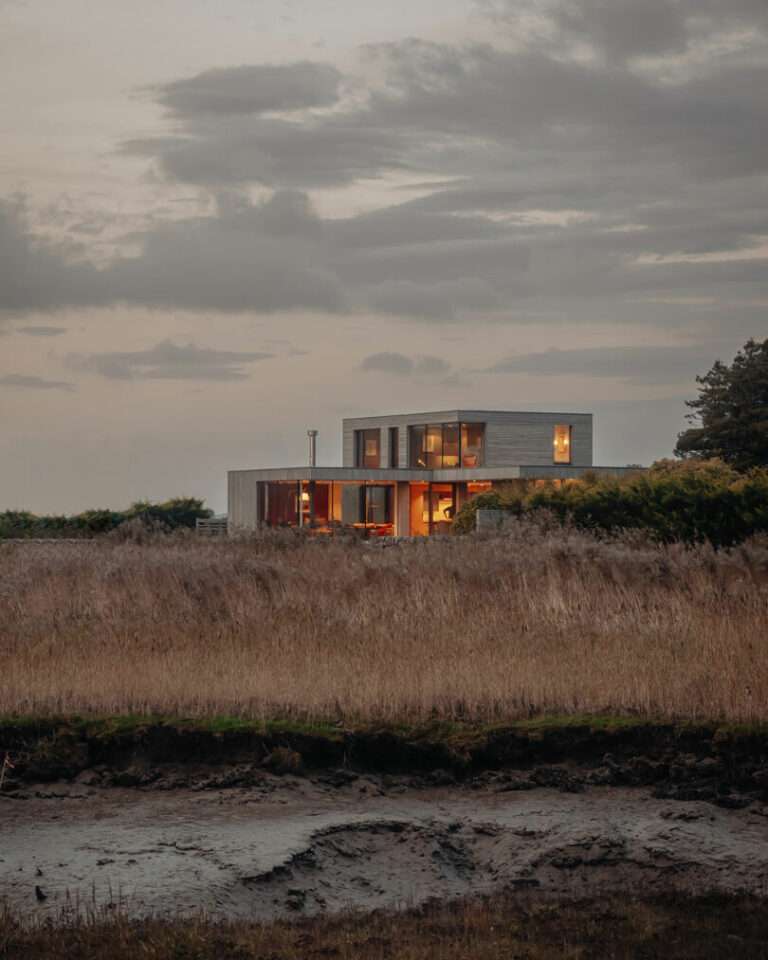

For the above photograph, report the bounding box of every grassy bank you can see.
[2,714,768,804]
[3,894,768,959]
[1,526,767,723]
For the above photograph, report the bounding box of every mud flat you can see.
[3,777,768,922]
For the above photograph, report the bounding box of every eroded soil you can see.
[3,776,768,921]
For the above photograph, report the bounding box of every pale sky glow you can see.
[1,0,767,513]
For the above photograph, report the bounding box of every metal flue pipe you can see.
[307,430,318,467]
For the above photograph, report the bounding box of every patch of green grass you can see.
[3,712,768,756]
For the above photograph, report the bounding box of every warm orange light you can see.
[553,425,572,464]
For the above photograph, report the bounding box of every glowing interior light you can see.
[553,425,572,464]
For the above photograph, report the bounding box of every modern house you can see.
[228,409,638,536]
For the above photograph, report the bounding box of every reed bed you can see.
[4,894,768,960]
[1,522,767,723]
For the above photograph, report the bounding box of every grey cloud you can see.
[153,62,343,117]
[16,325,66,337]
[127,27,768,220]
[486,0,768,62]
[550,0,691,61]
[361,352,451,376]
[3,4,768,334]
[0,191,345,316]
[369,42,768,181]
[68,340,274,381]
[485,343,724,384]
[0,200,104,313]
[125,116,408,189]
[367,278,502,320]
[106,191,344,313]
[0,374,74,391]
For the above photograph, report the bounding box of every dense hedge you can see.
[453,459,768,547]
[0,497,212,539]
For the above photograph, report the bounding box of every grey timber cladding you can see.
[227,469,259,530]
[484,412,592,467]
[342,410,593,468]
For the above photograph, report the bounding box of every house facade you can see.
[228,409,638,536]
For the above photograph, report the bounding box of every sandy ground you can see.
[3,777,768,921]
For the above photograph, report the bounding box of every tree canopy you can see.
[675,338,768,470]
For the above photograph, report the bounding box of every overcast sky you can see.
[1,0,766,513]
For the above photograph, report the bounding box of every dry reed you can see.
[1,522,767,723]
[4,894,768,960]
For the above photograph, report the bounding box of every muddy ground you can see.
[3,773,768,922]
[3,719,768,922]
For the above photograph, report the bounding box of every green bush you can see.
[453,459,768,547]
[0,497,212,539]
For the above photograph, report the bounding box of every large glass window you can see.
[355,429,381,468]
[461,423,484,467]
[409,483,429,535]
[366,485,391,524]
[553,424,572,464]
[425,424,443,468]
[443,423,460,467]
[408,422,485,468]
[409,425,427,468]
[341,483,393,530]
[265,483,298,525]
[342,484,363,523]
[430,484,456,534]
[409,483,456,535]
[265,481,393,534]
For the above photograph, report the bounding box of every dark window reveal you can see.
[389,427,399,468]
[355,429,381,468]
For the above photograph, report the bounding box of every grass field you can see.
[2,522,767,724]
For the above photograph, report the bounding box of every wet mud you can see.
[3,778,768,921]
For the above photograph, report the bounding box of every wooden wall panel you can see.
[343,411,593,468]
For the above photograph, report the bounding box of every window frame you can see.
[407,422,485,469]
[553,424,572,464]
[354,428,381,468]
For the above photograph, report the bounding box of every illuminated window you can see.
[461,423,484,467]
[408,422,485,468]
[553,424,572,464]
[442,424,459,467]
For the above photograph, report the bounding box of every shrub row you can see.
[453,459,768,547]
[0,497,212,539]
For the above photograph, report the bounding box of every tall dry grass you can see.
[1,522,767,723]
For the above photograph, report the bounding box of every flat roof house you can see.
[228,410,638,537]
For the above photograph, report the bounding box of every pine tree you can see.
[675,338,768,470]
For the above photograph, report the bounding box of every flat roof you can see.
[229,464,640,481]
[342,409,593,421]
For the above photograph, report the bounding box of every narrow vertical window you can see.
[553,424,572,464]
[389,427,399,468]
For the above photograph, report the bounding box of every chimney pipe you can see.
[307,430,318,467]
